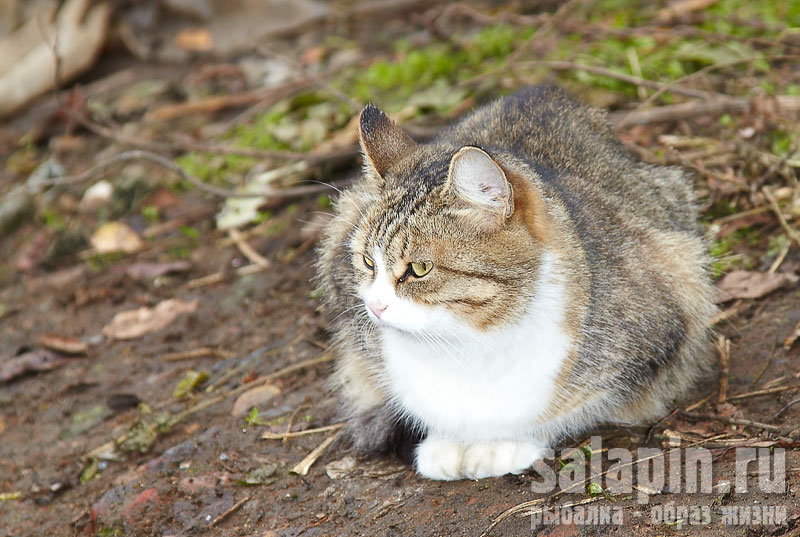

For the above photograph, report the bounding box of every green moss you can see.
[703,0,800,36]
[770,130,796,158]
[141,205,161,224]
[341,24,535,111]
[42,209,65,231]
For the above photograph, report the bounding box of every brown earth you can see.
[1,2,799,536]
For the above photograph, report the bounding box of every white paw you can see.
[415,437,464,480]
[415,438,547,480]
[462,441,548,479]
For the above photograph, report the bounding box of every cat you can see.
[316,85,717,480]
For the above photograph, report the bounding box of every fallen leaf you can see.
[784,320,800,351]
[90,221,143,254]
[38,334,88,355]
[102,298,198,340]
[0,349,70,383]
[231,384,281,417]
[325,456,357,479]
[241,463,280,486]
[125,260,192,280]
[716,270,798,302]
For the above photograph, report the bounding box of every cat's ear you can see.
[446,146,514,227]
[358,104,416,179]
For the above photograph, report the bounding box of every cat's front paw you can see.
[415,438,548,480]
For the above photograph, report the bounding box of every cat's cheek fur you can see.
[415,438,549,480]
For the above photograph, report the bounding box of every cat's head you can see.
[345,105,546,336]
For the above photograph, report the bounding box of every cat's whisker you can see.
[329,303,366,325]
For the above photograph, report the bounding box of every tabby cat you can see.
[316,85,717,480]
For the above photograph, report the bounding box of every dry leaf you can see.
[102,298,198,340]
[1,349,69,383]
[231,384,281,417]
[325,456,357,479]
[716,270,798,302]
[90,221,143,254]
[38,334,88,355]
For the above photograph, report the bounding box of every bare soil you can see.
[1,2,799,536]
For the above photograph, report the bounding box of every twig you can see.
[209,496,250,528]
[727,384,800,401]
[711,304,741,325]
[771,397,800,422]
[204,333,304,393]
[515,60,715,100]
[46,150,260,197]
[749,338,777,388]
[656,0,720,23]
[49,149,355,200]
[767,240,791,274]
[685,391,715,412]
[712,206,770,227]
[763,187,800,247]
[167,133,306,159]
[615,95,800,128]
[634,55,800,111]
[679,411,782,432]
[290,431,343,476]
[228,228,270,267]
[145,78,315,122]
[263,422,345,440]
[185,263,268,289]
[280,236,318,264]
[717,336,730,404]
[162,347,235,362]
[611,99,748,129]
[283,403,312,443]
[233,354,334,400]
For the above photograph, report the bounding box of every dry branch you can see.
[145,78,315,121]
[290,431,342,476]
[517,60,715,100]
[679,411,782,432]
[717,336,730,404]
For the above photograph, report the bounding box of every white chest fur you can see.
[379,253,571,442]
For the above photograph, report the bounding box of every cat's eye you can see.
[363,255,375,271]
[410,261,433,278]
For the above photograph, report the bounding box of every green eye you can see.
[363,255,375,270]
[410,261,433,278]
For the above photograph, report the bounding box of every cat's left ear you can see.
[359,104,416,179]
[446,146,514,227]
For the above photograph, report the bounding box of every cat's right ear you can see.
[358,104,416,180]
[445,146,514,230]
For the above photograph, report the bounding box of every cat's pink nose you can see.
[367,300,388,319]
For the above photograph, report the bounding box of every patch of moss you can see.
[702,0,800,36]
[343,24,535,110]
[769,130,797,158]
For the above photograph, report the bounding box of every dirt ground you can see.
[1,1,799,536]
